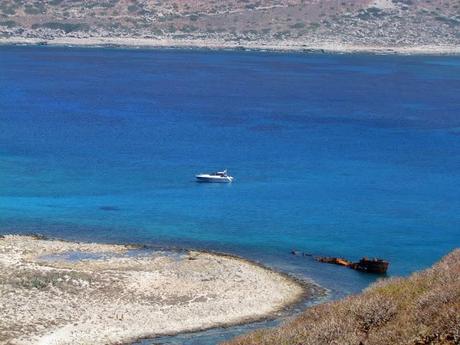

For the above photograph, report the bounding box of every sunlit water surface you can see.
[1,46,460,344]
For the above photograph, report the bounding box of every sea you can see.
[1,46,459,344]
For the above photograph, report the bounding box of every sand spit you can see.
[1,37,460,55]
[0,235,305,345]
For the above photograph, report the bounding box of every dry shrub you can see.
[412,282,460,344]
[303,308,361,345]
[350,294,397,333]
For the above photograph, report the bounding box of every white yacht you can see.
[195,169,234,183]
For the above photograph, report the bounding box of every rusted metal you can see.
[314,255,389,274]
[316,257,353,267]
[351,258,389,274]
[291,249,389,274]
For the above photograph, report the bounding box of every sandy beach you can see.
[0,234,306,345]
[1,36,460,55]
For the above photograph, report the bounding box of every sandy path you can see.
[0,235,305,345]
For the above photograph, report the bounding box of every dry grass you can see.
[222,249,460,345]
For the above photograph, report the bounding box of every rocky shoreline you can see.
[0,37,460,55]
[0,234,309,345]
[1,36,460,55]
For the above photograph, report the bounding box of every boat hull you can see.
[353,259,389,274]
[195,175,233,183]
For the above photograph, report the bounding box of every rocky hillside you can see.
[222,249,460,345]
[0,0,459,48]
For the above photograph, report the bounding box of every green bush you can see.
[0,20,17,28]
[290,22,306,29]
[31,22,90,33]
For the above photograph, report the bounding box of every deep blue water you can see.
[1,46,460,343]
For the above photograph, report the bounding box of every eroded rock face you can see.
[0,235,304,345]
[0,0,459,49]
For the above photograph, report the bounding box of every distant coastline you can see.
[1,36,460,55]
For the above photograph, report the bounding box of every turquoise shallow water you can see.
[1,46,460,343]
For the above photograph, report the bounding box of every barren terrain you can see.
[0,235,305,345]
[0,0,459,53]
